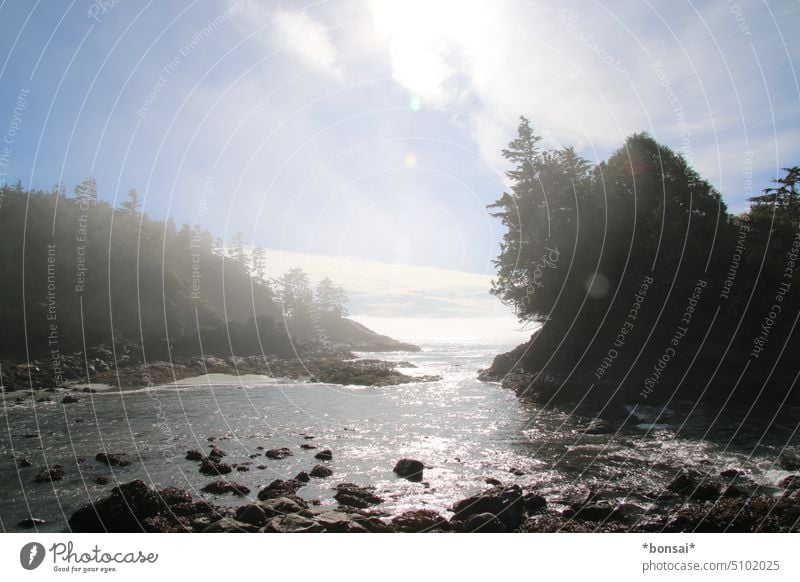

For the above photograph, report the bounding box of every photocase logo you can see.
[20,542,46,570]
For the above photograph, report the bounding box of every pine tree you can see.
[120,188,141,215]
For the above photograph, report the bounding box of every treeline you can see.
[0,180,349,362]
[490,117,800,410]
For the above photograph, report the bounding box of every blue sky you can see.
[1,0,798,326]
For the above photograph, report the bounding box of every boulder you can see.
[462,512,507,532]
[572,501,626,522]
[95,452,132,467]
[334,483,384,508]
[95,476,111,485]
[309,464,333,478]
[779,453,800,472]
[257,479,304,500]
[185,449,204,461]
[201,480,250,496]
[314,511,370,533]
[667,470,720,501]
[62,395,79,404]
[523,493,547,515]
[720,468,745,479]
[778,475,800,490]
[208,447,227,462]
[391,509,447,532]
[199,458,232,476]
[202,518,258,533]
[69,480,161,532]
[34,464,64,482]
[262,514,324,533]
[314,449,333,461]
[16,456,32,468]
[393,458,424,482]
[301,444,317,450]
[235,504,268,527]
[295,471,310,483]
[257,497,309,517]
[264,447,293,460]
[451,485,525,530]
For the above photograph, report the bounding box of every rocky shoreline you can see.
[16,442,800,533]
[0,350,441,396]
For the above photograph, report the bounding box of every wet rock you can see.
[779,453,800,472]
[202,518,259,533]
[509,467,526,476]
[462,512,507,532]
[185,449,204,461]
[295,471,310,483]
[300,444,317,450]
[61,395,79,404]
[208,447,227,462]
[95,476,111,485]
[69,480,160,532]
[201,480,251,496]
[391,509,448,532]
[159,486,194,506]
[334,483,384,508]
[257,479,304,500]
[581,419,614,435]
[779,475,800,490]
[393,458,424,482]
[523,493,547,515]
[573,501,626,522]
[667,470,720,501]
[199,458,232,476]
[258,497,309,517]
[264,447,294,460]
[314,449,333,461]
[309,465,333,478]
[16,456,32,468]
[95,452,132,467]
[235,504,268,527]
[451,485,525,530]
[34,464,64,482]
[720,468,745,479]
[249,453,261,458]
[263,514,325,533]
[485,477,502,487]
[314,511,369,533]
[18,517,46,528]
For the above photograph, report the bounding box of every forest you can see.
[0,180,350,364]
[488,117,800,413]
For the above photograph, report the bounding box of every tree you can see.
[252,246,267,283]
[120,188,141,215]
[74,177,97,203]
[748,166,800,226]
[314,277,349,318]
[276,268,313,319]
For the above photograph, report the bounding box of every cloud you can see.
[274,9,342,79]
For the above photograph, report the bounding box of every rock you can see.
[208,447,227,462]
[778,475,800,490]
[721,468,745,479]
[485,477,502,487]
[62,395,79,404]
[667,470,720,501]
[509,467,526,476]
[200,480,251,496]
[16,456,32,468]
[95,452,132,467]
[34,464,64,482]
[391,509,447,532]
[314,511,369,533]
[779,453,800,471]
[310,464,333,478]
[18,517,46,528]
[158,486,194,506]
[235,504,268,527]
[393,458,424,482]
[300,444,317,450]
[257,497,309,517]
[452,485,525,530]
[202,518,259,533]
[334,483,384,508]
[199,458,232,476]
[523,493,547,515]
[185,449,204,461]
[295,471,310,483]
[257,479,304,500]
[462,512,507,532]
[581,419,614,435]
[95,476,111,485]
[69,480,162,532]
[262,514,325,533]
[314,449,333,461]
[573,501,626,522]
[264,447,294,460]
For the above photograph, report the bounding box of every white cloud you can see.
[274,9,342,78]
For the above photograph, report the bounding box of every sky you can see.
[0,0,798,330]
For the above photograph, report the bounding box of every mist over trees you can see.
[490,117,800,410]
[0,184,351,362]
